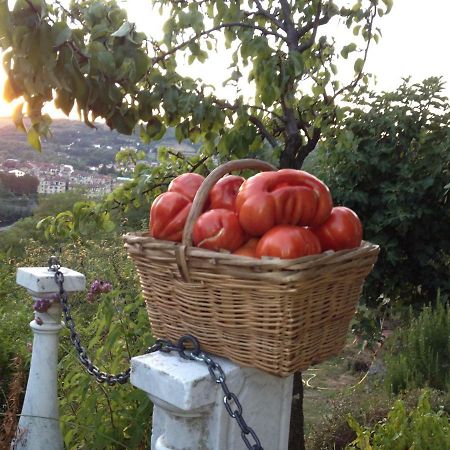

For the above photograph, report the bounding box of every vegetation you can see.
[385,300,450,394]
[0,236,153,449]
[307,387,450,450]
[1,0,449,449]
[317,77,450,306]
[347,391,450,450]
[0,172,38,225]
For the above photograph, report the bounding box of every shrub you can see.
[317,77,450,306]
[346,391,450,450]
[307,388,449,450]
[385,300,450,394]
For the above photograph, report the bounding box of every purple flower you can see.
[34,298,51,313]
[87,279,113,302]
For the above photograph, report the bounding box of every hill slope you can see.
[0,118,197,170]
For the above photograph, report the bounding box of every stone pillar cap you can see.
[131,352,240,411]
[16,266,86,295]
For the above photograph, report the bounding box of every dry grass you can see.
[0,356,25,450]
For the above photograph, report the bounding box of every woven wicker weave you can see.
[123,160,379,376]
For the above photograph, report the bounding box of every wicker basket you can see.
[123,159,379,376]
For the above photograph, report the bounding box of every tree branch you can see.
[334,4,376,98]
[249,115,278,148]
[298,1,326,53]
[253,0,285,30]
[280,0,298,52]
[153,21,284,64]
[213,99,279,149]
[297,1,330,39]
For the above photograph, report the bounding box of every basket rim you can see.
[123,231,379,270]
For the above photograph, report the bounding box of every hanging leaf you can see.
[354,57,364,73]
[27,125,42,152]
[111,21,132,38]
[12,102,26,132]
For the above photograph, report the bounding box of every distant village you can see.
[0,158,133,197]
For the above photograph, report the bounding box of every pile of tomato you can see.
[150,169,362,259]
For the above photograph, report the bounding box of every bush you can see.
[385,300,450,394]
[307,388,449,450]
[317,77,450,306]
[346,391,450,450]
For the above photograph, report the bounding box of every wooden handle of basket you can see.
[182,159,277,247]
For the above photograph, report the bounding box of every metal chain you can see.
[50,257,263,449]
[179,336,263,450]
[55,270,134,385]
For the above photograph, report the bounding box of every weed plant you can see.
[384,300,450,394]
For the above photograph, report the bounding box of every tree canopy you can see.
[0,0,390,166]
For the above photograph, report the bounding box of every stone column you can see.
[12,266,85,450]
[131,352,293,450]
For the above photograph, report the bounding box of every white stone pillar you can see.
[131,351,293,450]
[12,266,85,450]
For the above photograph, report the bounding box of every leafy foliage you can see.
[317,78,450,305]
[0,0,388,169]
[0,172,39,195]
[0,236,153,448]
[346,391,450,450]
[384,300,450,394]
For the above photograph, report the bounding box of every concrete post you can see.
[12,266,85,450]
[131,351,293,450]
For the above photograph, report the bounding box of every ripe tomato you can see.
[256,225,322,259]
[236,169,332,236]
[209,175,245,211]
[168,172,204,201]
[192,209,246,252]
[150,192,192,242]
[311,206,363,251]
[233,238,260,258]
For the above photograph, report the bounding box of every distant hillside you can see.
[0,118,197,170]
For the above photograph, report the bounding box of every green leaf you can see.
[90,23,109,41]
[54,89,74,116]
[27,125,41,151]
[145,117,166,140]
[382,0,393,13]
[341,43,357,59]
[0,0,12,47]
[111,21,132,38]
[52,22,71,46]
[354,57,364,73]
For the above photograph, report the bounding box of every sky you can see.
[0,0,449,118]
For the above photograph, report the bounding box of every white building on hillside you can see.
[38,176,68,194]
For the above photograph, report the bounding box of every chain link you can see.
[53,263,263,449]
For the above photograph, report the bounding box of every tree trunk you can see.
[288,372,305,450]
[279,129,321,170]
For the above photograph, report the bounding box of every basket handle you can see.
[182,159,277,247]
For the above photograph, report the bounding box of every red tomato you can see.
[238,192,276,236]
[233,238,260,258]
[311,206,363,251]
[256,225,322,259]
[236,169,332,236]
[192,209,246,252]
[209,175,245,211]
[168,172,204,202]
[150,192,192,242]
